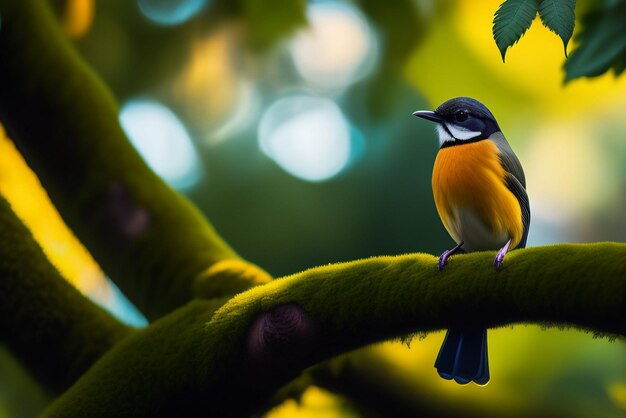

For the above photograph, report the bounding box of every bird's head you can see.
[413,97,500,148]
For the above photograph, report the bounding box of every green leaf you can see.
[613,52,626,76]
[564,6,626,81]
[538,0,576,56]
[493,0,541,62]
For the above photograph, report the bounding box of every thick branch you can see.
[0,195,132,392]
[0,0,271,320]
[43,243,626,417]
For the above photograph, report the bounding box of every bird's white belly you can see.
[449,208,509,252]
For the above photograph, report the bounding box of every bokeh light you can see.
[119,99,203,190]
[289,0,378,90]
[266,386,359,418]
[137,0,208,26]
[208,80,261,144]
[172,27,239,128]
[258,95,355,182]
[63,0,95,39]
[525,122,616,244]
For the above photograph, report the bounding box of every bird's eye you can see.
[455,110,468,122]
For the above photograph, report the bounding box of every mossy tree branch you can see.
[0,195,133,393]
[0,0,271,321]
[43,243,626,417]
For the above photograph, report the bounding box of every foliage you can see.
[564,1,626,81]
[492,0,575,61]
[538,0,575,55]
[493,0,543,62]
[492,0,626,81]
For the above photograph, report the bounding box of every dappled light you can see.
[266,386,358,418]
[289,1,378,90]
[62,0,94,38]
[208,79,261,144]
[119,99,203,190]
[172,27,239,131]
[0,126,146,329]
[258,95,355,182]
[0,127,105,294]
[137,0,208,26]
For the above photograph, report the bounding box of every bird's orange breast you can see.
[432,140,523,250]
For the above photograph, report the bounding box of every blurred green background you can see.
[0,0,625,417]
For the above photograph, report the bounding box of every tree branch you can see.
[0,0,271,320]
[0,195,132,392]
[43,243,626,417]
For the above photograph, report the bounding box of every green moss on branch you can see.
[0,195,132,392]
[0,0,271,320]
[225,242,626,337]
[44,243,625,417]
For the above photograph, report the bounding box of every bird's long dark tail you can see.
[434,327,489,385]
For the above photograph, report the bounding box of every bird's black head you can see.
[413,97,500,148]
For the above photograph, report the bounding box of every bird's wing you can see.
[504,173,530,248]
[489,132,530,248]
[489,132,526,187]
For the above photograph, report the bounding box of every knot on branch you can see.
[247,304,320,375]
[95,182,151,240]
[193,259,272,299]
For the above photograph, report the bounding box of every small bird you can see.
[413,97,530,385]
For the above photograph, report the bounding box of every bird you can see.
[412,97,530,385]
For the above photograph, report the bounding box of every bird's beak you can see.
[412,110,443,123]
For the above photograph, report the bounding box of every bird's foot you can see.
[493,239,512,270]
[438,251,452,271]
[438,241,464,271]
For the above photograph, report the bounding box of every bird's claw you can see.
[438,251,451,271]
[493,239,512,271]
[438,241,464,271]
[493,250,506,270]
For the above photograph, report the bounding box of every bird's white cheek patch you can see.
[446,123,481,140]
[436,125,454,146]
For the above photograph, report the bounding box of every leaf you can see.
[613,51,626,76]
[564,6,626,81]
[492,0,540,62]
[538,0,576,56]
